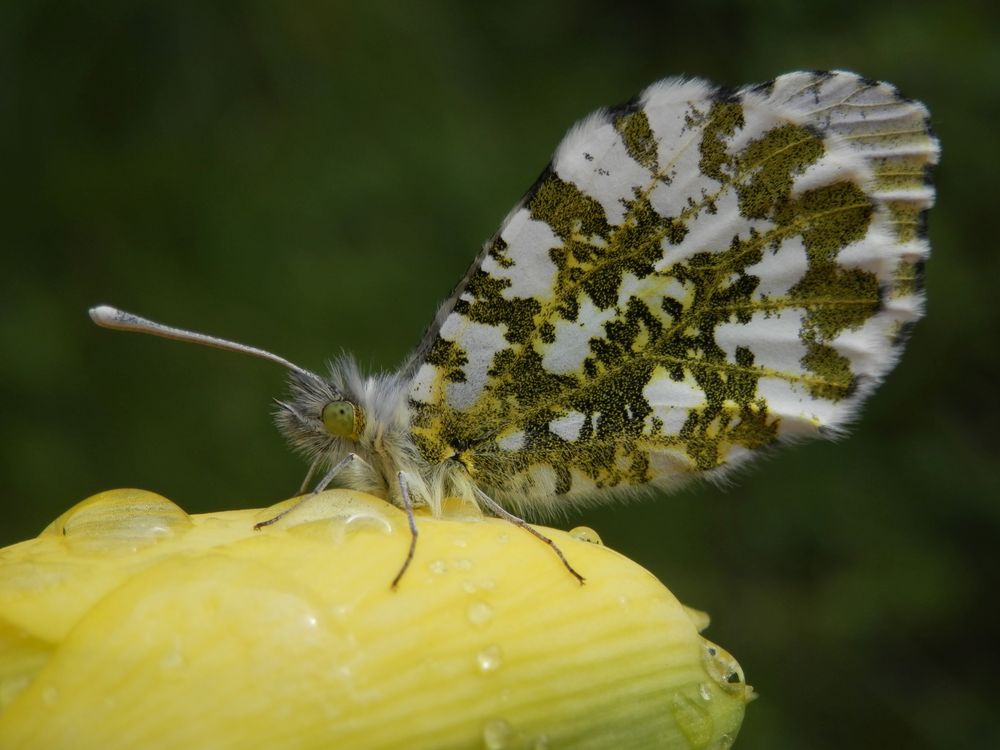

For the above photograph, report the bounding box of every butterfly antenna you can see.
[89,305,320,381]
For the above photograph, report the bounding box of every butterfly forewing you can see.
[406,71,937,516]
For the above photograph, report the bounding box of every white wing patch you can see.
[745,236,810,299]
[554,114,654,226]
[438,317,507,410]
[549,411,586,442]
[541,298,617,375]
[488,208,561,300]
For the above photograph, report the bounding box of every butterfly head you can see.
[320,400,363,441]
[274,369,367,461]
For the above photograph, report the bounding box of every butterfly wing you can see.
[405,71,938,515]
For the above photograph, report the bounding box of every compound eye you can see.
[321,401,358,439]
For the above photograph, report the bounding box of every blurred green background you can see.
[2,1,997,747]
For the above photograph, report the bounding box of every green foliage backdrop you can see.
[3,2,997,748]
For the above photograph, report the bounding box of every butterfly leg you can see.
[390,471,419,590]
[253,452,361,530]
[296,458,320,495]
[474,488,585,585]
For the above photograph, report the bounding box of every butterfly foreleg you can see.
[297,458,320,495]
[253,452,365,530]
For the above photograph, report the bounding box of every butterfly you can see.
[92,70,938,587]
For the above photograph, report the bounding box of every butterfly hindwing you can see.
[406,71,937,515]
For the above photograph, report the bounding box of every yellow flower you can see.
[0,489,752,749]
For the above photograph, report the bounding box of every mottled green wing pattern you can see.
[406,71,938,515]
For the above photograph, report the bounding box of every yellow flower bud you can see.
[0,489,752,749]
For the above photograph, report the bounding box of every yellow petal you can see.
[0,489,752,749]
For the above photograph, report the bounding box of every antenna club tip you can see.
[89,305,120,326]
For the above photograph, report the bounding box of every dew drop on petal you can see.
[476,644,504,673]
[341,511,393,536]
[482,718,512,749]
[568,526,603,545]
[51,490,193,554]
[467,601,494,627]
[160,644,185,672]
[701,640,750,697]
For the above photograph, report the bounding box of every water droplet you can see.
[465,577,497,592]
[453,538,469,549]
[41,685,58,705]
[496,532,510,544]
[467,601,494,627]
[670,694,713,748]
[51,490,193,554]
[453,558,473,570]
[698,683,713,702]
[482,718,512,749]
[702,640,747,696]
[160,645,184,671]
[279,492,397,540]
[476,644,504,673]
[568,526,603,545]
[342,511,393,536]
